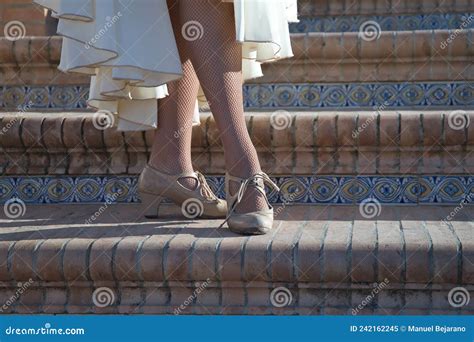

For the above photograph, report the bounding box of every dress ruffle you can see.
[34,0,296,131]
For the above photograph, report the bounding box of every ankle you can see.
[227,164,262,179]
[147,160,193,176]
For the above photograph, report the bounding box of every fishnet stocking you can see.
[150,0,267,213]
[149,0,200,190]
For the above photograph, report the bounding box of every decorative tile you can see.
[0,85,88,111]
[0,175,472,205]
[2,83,472,111]
[418,176,473,204]
[0,82,474,110]
[244,83,473,109]
[290,13,474,33]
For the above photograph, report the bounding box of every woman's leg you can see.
[148,0,200,189]
[178,0,267,213]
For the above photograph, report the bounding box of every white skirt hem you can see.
[34,0,296,131]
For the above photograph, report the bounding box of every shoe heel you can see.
[139,192,165,219]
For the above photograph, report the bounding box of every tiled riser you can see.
[291,13,474,33]
[1,175,473,205]
[297,0,473,16]
[1,111,473,176]
[1,82,472,110]
[244,83,473,109]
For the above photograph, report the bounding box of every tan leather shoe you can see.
[219,172,280,235]
[138,164,227,219]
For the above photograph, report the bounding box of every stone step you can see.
[0,204,472,314]
[298,0,472,16]
[2,30,473,89]
[259,30,474,83]
[1,111,473,176]
[1,0,470,39]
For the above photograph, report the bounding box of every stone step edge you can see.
[2,111,473,175]
[2,280,471,291]
[0,224,470,286]
[1,111,473,150]
[1,30,472,66]
[2,284,470,315]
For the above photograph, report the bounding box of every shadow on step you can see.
[0,204,471,241]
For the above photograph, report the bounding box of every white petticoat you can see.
[34,0,297,131]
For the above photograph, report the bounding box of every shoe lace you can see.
[195,171,218,201]
[218,172,280,229]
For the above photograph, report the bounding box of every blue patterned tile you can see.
[348,85,373,107]
[426,84,452,106]
[290,13,474,33]
[279,177,309,203]
[2,87,26,109]
[0,175,472,205]
[298,85,321,107]
[452,84,474,106]
[16,178,44,203]
[2,82,472,111]
[309,177,341,203]
[0,85,89,111]
[399,84,425,106]
[275,85,298,107]
[321,85,347,107]
[418,176,472,204]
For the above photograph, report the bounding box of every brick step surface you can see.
[1,111,473,176]
[1,30,472,87]
[259,30,474,83]
[0,204,472,314]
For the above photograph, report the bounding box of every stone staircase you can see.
[0,0,473,314]
[0,204,472,314]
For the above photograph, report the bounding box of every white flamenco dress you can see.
[34,0,298,131]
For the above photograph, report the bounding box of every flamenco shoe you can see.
[138,164,227,219]
[219,172,280,235]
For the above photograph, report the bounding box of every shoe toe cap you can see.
[228,211,274,235]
